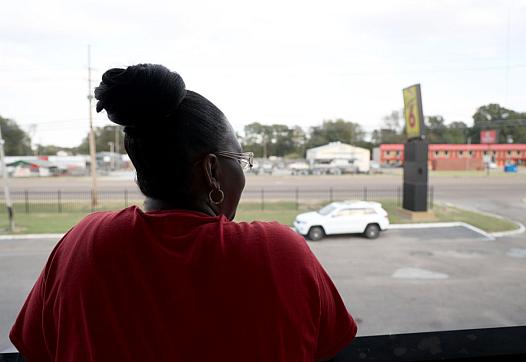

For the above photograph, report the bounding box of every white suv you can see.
[293,201,390,241]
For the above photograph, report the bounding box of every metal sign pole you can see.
[402,84,428,213]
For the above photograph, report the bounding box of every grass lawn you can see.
[429,170,525,178]
[431,204,519,233]
[0,212,87,234]
[381,167,526,178]
[236,202,320,226]
[0,200,519,235]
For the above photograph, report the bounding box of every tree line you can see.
[241,103,526,157]
[1,103,525,157]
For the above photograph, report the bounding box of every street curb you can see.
[0,233,64,240]
[491,222,526,238]
[0,346,17,354]
[441,202,526,238]
[389,222,496,241]
[2,221,523,241]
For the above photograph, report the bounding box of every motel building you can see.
[380,144,526,170]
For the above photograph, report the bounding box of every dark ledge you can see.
[1,326,525,362]
[336,326,526,361]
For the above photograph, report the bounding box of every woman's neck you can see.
[143,197,217,217]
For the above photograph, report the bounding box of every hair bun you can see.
[94,64,186,127]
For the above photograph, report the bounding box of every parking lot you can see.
[1,173,525,352]
[311,227,526,336]
[2,224,526,352]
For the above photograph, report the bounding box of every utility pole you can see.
[262,133,268,159]
[87,45,98,207]
[0,125,15,232]
[115,126,120,155]
[108,142,115,170]
[27,123,37,155]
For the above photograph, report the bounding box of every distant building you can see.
[3,155,89,176]
[7,159,59,177]
[380,144,526,169]
[48,155,89,176]
[306,142,371,173]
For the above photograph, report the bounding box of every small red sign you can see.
[480,130,497,144]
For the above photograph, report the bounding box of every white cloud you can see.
[1,0,525,146]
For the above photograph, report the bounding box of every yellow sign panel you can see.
[403,84,424,139]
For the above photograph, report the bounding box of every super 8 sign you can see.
[403,84,425,139]
[480,130,497,144]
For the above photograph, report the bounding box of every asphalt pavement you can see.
[2,225,525,352]
[1,172,525,352]
[0,237,56,352]
[310,227,526,336]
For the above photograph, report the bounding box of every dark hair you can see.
[95,64,228,202]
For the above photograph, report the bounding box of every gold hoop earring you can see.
[209,188,224,205]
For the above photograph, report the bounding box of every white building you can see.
[6,159,59,177]
[306,142,371,173]
[2,155,88,176]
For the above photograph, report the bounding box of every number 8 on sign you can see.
[403,84,424,139]
[409,105,416,128]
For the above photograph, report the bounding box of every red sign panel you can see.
[480,130,497,144]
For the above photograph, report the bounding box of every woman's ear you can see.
[202,153,220,189]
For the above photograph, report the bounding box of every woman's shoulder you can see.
[59,206,140,252]
[226,219,311,254]
[228,219,297,237]
[73,206,137,232]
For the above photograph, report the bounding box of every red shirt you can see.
[10,206,357,362]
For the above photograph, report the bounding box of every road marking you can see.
[460,223,496,241]
[392,267,449,280]
[436,250,486,259]
[507,248,526,258]
[390,222,468,229]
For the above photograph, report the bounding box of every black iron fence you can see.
[0,186,434,214]
[0,190,143,214]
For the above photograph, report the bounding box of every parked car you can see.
[293,201,390,240]
[369,161,382,174]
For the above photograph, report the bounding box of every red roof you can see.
[381,144,526,151]
[489,144,526,150]
[380,144,404,151]
[429,144,488,151]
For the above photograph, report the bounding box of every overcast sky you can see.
[1,0,525,147]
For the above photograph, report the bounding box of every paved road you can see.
[0,237,55,352]
[2,226,526,351]
[2,172,525,193]
[436,187,526,226]
[2,174,525,217]
[1,172,525,351]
